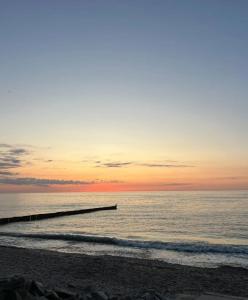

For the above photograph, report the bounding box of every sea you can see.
[0,191,247,268]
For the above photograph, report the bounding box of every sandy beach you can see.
[0,246,247,299]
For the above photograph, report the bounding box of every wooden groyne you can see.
[0,204,117,225]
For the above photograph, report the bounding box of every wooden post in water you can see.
[0,204,117,225]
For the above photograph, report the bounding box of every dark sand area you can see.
[0,246,248,298]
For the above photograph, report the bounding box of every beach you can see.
[0,246,248,299]
[0,192,247,298]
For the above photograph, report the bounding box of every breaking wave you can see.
[0,232,248,255]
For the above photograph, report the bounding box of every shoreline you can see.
[0,245,248,298]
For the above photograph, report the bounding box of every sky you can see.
[0,0,248,192]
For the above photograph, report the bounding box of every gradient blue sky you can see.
[0,1,248,191]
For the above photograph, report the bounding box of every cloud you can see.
[0,161,20,168]
[0,158,22,168]
[93,159,194,169]
[95,161,132,168]
[161,182,192,186]
[217,176,243,180]
[0,144,30,172]
[33,158,54,163]
[139,163,193,168]
[9,148,28,155]
[0,177,94,186]
[102,162,132,168]
[95,179,124,183]
[0,171,18,176]
[0,144,12,148]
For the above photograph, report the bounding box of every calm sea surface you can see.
[0,191,247,268]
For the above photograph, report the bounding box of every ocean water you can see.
[0,191,247,268]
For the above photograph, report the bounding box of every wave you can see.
[0,232,248,255]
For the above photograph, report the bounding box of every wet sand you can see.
[0,246,247,298]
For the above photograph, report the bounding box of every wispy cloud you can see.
[93,159,194,168]
[0,177,124,187]
[0,144,12,148]
[0,177,94,186]
[96,161,132,168]
[95,179,124,184]
[0,144,29,171]
[8,148,28,155]
[0,171,18,176]
[161,182,192,186]
[217,176,244,180]
[138,163,193,168]
[0,160,22,168]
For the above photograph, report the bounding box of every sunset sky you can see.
[0,0,248,192]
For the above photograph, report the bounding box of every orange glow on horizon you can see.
[0,144,247,193]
